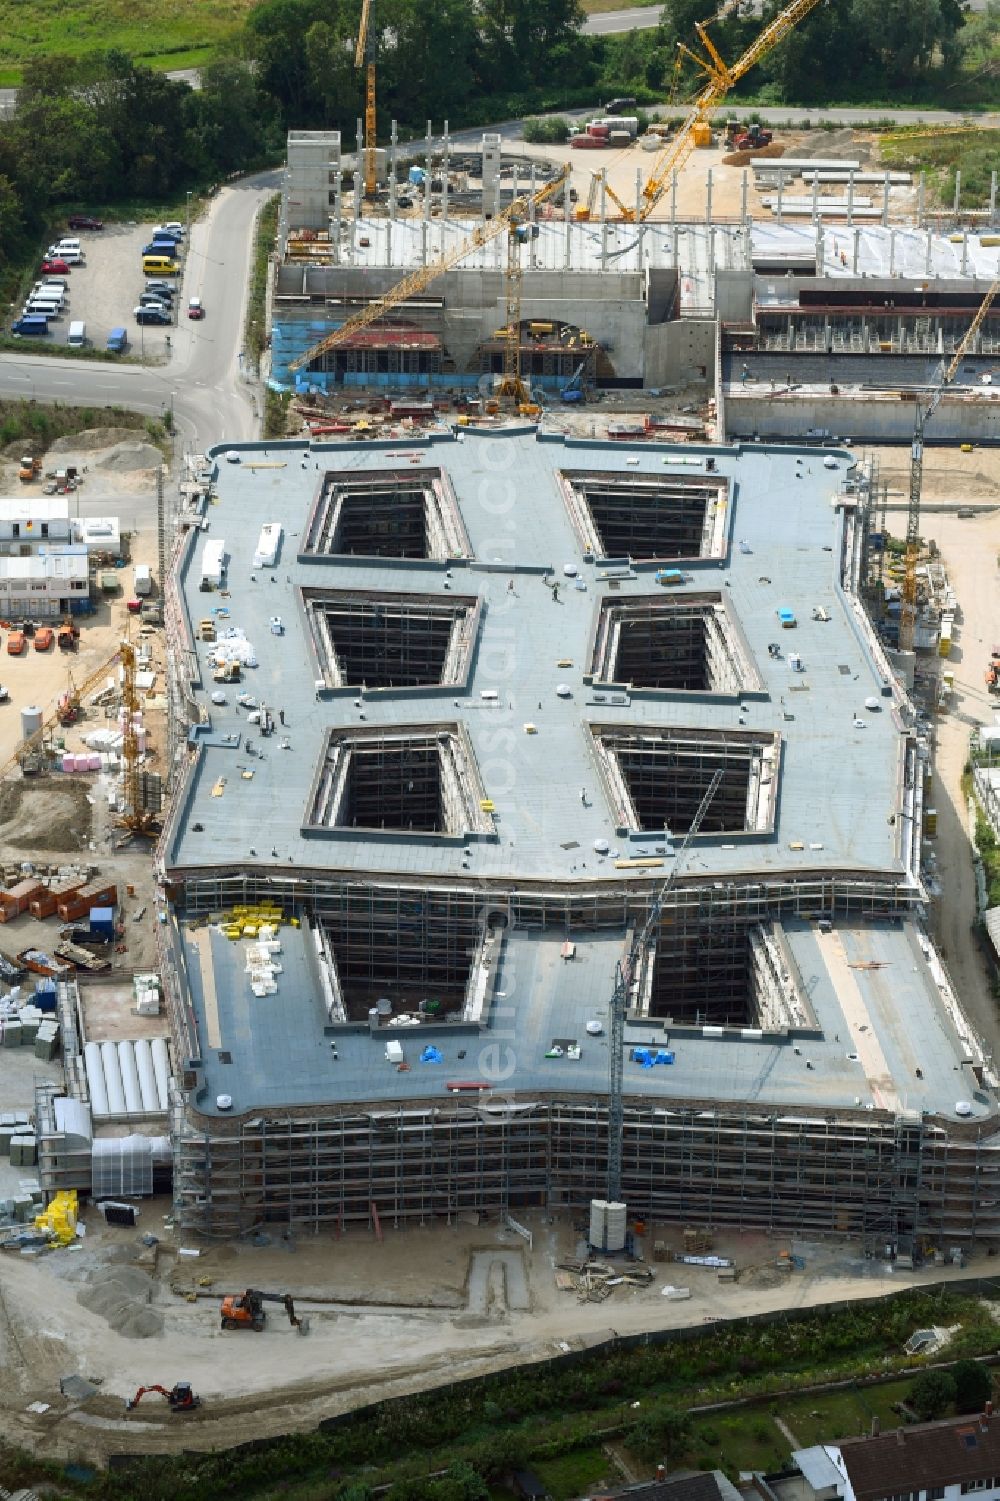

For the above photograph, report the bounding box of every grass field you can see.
[0,0,255,83]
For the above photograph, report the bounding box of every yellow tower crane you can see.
[355,0,378,202]
[613,0,826,221]
[287,166,570,376]
[899,272,1000,653]
[0,648,121,782]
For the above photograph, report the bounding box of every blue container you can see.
[34,979,57,1013]
[89,905,115,936]
[408,166,426,185]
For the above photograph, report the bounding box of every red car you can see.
[67,215,104,231]
[40,258,70,275]
[187,297,205,320]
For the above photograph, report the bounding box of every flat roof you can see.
[180,915,989,1119]
[166,431,908,886]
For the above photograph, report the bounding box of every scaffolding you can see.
[304,588,481,691]
[304,467,471,561]
[589,593,762,695]
[557,470,730,562]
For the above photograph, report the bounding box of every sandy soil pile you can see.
[77,1266,164,1339]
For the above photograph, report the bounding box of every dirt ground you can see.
[0,1206,987,1469]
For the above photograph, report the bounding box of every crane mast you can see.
[607,769,723,1205]
[899,272,999,652]
[355,0,377,202]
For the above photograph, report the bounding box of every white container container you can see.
[253,523,283,569]
[84,1041,110,1117]
[133,1038,160,1112]
[118,1040,143,1114]
[21,706,43,739]
[100,1039,126,1117]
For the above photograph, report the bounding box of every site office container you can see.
[57,881,117,923]
[29,878,85,920]
[571,135,606,150]
[0,879,47,921]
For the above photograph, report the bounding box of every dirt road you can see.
[0,1210,989,1469]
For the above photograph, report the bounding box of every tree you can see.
[910,1369,957,1421]
[952,1360,994,1414]
[630,1406,693,1463]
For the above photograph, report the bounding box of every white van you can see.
[54,237,80,252]
[26,298,63,319]
[67,321,86,347]
[29,286,64,308]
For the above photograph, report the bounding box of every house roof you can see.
[600,1471,742,1501]
[839,1415,1000,1500]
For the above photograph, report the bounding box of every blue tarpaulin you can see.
[420,1045,443,1064]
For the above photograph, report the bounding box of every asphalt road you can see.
[0,169,280,452]
[583,4,664,33]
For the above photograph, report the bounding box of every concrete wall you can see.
[715,269,754,325]
[644,318,716,389]
[725,391,1000,444]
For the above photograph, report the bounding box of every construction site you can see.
[7,0,1000,1475]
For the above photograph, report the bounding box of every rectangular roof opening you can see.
[591,725,780,836]
[590,592,760,695]
[558,469,729,562]
[303,467,471,561]
[304,588,480,691]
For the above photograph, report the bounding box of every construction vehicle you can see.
[356,0,378,201]
[18,455,41,483]
[288,167,569,376]
[899,270,1000,652]
[33,627,53,652]
[219,1289,310,1334]
[125,1382,201,1414]
[7,630,25,656]
[58,619,78,651]
[561,362,588,405]
[731,122,772,150]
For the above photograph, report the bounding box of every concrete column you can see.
[565,214,572,271]
[494,173,501,220]
[333,170,343,247]
[355,118,364,219]
[961,232,968,275]
[852,227,860,274]
[847,170,854,228]
[741,169,748,226]
[815,222,823,274]
[811,173,819,224]
[672,224,679,267]
[881,170,890,228]
[425,119,433,183]
[386,218,391,271]
[925,229,933,275]
[442,119,449,215]
[529,165,538,270]
[670,170,677,228]
[990,170,997,226]
[776,171,784,223]
[600,171,608,271]
[389,121,398,220]
[917,173,925,228]
[954,171,961,220]
[706,168,713,225]
[636,168,646,262]
[889,228,895,277]
[709,225,716,273]
[421,219,428,267]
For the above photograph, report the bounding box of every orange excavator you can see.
[219,1288,310,1334]
[125,1381,201,1413]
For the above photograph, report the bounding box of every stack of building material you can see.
[16,1005,42,1044]
[1,1018,22,1048]
[246,936,282,997]
[134,972,162,1016]
[10,1134,37,1166]
[34,1018,60,1060]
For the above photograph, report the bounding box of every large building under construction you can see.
[159,430,1000,1249]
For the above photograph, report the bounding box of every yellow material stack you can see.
[34,1189,78,1246]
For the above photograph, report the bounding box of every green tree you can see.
[630,1406,693,1463]
[911,1369,958,1421]
[952,1360,993,1414]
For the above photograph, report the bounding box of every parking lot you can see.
[20,219,190,356]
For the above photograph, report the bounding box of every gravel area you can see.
[33,220,184,355]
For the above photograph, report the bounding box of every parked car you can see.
[187,296,205,320]
[67,215,104,231]
[153,222,184,239]
[7,631,25,655]
[33,627,54,651]
[45,246,84,264]
[145,280,175,300]
[40,258,70,275]
[106,326,128,354]
[134,305,172,325]
[139,292,171,311]
[11,315,49,337]
[142,240,181,257]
